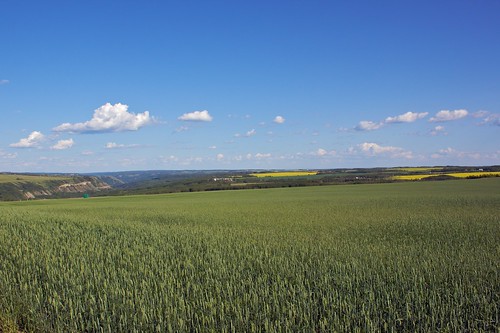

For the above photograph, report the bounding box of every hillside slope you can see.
[0,173,111,201]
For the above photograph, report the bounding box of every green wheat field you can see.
[0,179,499,332]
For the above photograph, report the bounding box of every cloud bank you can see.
[53,103,153,133]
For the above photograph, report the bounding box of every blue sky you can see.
[1,0,499,172]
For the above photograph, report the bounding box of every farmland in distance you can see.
[0,179,499,332]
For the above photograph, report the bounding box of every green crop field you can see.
[0,179,499,332]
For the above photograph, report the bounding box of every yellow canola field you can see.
[443,172,500,178]
[250,171,318,178]
[393,171,500,181]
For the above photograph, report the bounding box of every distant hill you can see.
[88,170,243,187]
[0,173,111,201]
[2,166,498,201]
[88,166,500,197]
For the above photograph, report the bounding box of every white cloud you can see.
[0,79,9,85]
[159,155,204,166]
[227,114,251,120]
[161,155,179,163]
[429,109,468,122]
[431,147,484,160]
[10,131,45,148]
[385,111,428,123]
[472,110,490,118]
[190,157,203,164]
[317,148,328,156]
[105,142,140,149]
[434,147,456,156]
[239,153,273,161]
[51,138,74,150]
[353,110,440,132]
[430,125,447,136]
[470,110,499,126]
[235,129,256,138]
[481,113,500,126]
[208,145,217,149]
[178,110,213,122]
[119,158,146,167]
[246,129,256,137]
[216,153,224,161]
[0,150,17,159]
[273,116,285,124]
[359,142,413,159]
[106,142,120,149]
[255,153,272,159]
[355,121,384,131]
[175,126,190,133]
[314,148,336,157]
[53,103,153,133]
[354,112,427,132]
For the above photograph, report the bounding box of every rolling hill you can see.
[0,173,111,201]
